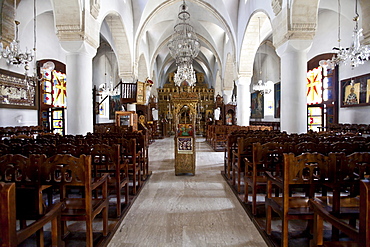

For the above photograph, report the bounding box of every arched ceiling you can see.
[132,0,239,88]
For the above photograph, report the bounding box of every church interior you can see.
[1,0,370,246]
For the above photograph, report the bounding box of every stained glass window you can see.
[41,69,53,105]
[52,71,67,108]
[307,67,322,104]
[41,68,67,108]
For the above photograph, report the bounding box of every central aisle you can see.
[108,137,267,247]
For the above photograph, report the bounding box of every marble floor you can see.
[108,137,267,247]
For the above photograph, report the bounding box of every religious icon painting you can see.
[178,137,193,153]
[109,95,121,119]
[178,124,194,136]
[341,73,370,107]
[251,92,264,118]
[343,83,360,105]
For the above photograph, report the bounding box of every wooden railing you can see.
[121,82,137,103]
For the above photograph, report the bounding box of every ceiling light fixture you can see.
[167,0,200,87]
[328,0,370,68]
[0,0,34,67]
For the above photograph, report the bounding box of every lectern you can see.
[172,91,198,175]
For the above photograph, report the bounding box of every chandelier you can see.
[253,80,272,95]
[167,0,200,87]
[174,63,196,87]
[0,20,34,66]
[328,0,370,68]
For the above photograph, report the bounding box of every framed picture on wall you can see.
[251,92,264,118]
[109,94,121,119]
[341,73,370,107]
[274,82,281,118]
[0,69,38,109]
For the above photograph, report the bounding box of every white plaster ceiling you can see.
[130,0,239,87]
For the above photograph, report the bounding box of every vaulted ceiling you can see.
[129,0,241,88]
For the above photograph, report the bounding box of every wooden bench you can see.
[0,182,64,246]
[265,152,332,247]
[90,144,130,217]
[244,142,290,215]
[310,180,370,247]
[40,154,109,247]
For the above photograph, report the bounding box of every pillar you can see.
[127,104,136,112]
[222,90,233,104]
[276,40,312,134]
[236,76,251,126]
[61,41,97,135]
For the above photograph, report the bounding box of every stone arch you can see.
[102,13,133,81]
[137,53,148,81]
[239,12,271,78]
[223,53,234,91]
[290,0,319,39]
[214,69,221,95]
[291,0,319,27]
[52,0,83,39]
[0,0,16,46]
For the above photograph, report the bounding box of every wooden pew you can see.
[310,180,370,247]
[118,138,142,195]
[244,141,290,215]
[0,153,55,245]
[265,152,332,247]
[40,154,109,247]
[231,137,260,193]
[0,182,64,247]
[90,144,130,217]
[224,132,246,179]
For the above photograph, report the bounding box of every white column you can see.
[127,104,136,112]
[236,76,251,126]
[61,41,97,135]
[222,90,233,104]
[276,40,312,134]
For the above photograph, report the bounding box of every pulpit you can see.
[172,91,198,175]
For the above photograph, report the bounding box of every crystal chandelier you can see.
[174,63,196,87]
[329,0,370,68]
[167,0,200,87]
[0,21,34,66]
[253,80,272,95]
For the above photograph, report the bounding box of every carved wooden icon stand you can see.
[172,88,198,175]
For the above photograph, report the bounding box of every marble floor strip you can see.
[108,137,267,247]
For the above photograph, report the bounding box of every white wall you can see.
[0,109,38,126]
